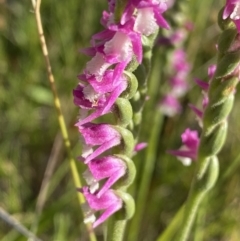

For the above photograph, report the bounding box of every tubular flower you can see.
[74,0,170,228]
[83,155,127,197]
[80,187,122,228]
[168,128,200,166]
[78,123,121,164]
[74,70,128,125]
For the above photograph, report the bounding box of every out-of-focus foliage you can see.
[1,0,240,240]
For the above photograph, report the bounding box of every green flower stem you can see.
[193,198,207,241]
[175,11,240,241]
[106,219,127,241]
[31,1,96,241]
[106,190,135,241]
[128,110,164,241]
[156,205,185,241]
[176,157,219,241]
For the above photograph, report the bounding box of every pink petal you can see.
[154,10,170,29]
[81,187,120,210]
[97,168,126,197]
[134,142,148,152]
[194,78,209,91]
[128,31,142,63]
[93,201,122,228]
[85,136,121,163]
[79,123,120,146]
[168,149,196,160]
[88,156,126,180]
[188,104,203,118]
[181,128,199,149]
[102,81,127,113]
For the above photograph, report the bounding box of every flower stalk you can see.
[175,4,240,241]
[74,1,171,240]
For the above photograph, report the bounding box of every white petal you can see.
[82,203,96,224]
[104,32,132,61]
[82,169,100,193]
[177,157,192,166]
[90,182,99,194]
[85,53,111,79]
[81,144,93,158]
[84,214,96,224]
[230,4,240,20]
[134,8,158,36]
[83,85,100,103]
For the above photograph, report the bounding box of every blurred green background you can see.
[1,0,240,240]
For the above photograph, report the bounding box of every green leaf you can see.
[26,85,53,105]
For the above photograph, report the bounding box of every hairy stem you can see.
[176,157,219,241]
[156,205,184,241]
[175,9,240,241]
[107,219,127,241]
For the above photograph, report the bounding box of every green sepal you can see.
[125,54,140,72]
[114,98,133,127]
[121,71,138,99]
[208,77,238,102]
[114,190,135,220]
[218,8,235,31]
[195,156,219,193]
[113,154,136,189]
[203,94,234,128]
[141,31,159,73]
[130,91,143,116]
[218,28,237,54]
[199,121,227,157]
[214,51,240,78]
[133,64,147,87]
[113,126,135,157]
[133,112,142,126]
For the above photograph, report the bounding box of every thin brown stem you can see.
[0,207,42,241]
[31,133,63,233]
[30,1,97,240]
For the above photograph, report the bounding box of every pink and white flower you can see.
[78,123,121,163]
[80,187,122,228]
[83,155,127,197]
[168,128,200,166]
